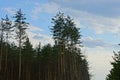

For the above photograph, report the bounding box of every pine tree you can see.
[13,9,28,80]
[0,17,6,73]
[106,51,120,80]
[0,15,12,79]
[2,15,13,80]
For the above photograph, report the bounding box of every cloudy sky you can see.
[0,0,120,80]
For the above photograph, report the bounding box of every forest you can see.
[0,9,120,80]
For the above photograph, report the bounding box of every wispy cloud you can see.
[83,36,118,49]
[50,0,120,4]
[28,25,44,33]
[31,1,120,34]
[31,2,60,19]
[61,8,120,34]
[27,25,54,47]
[49,0,120,17]
[2,7,15,15]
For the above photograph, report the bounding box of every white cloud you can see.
[31,2,61,19]
[2,7,15,15]
[27,25,54,47]
[28,25,43,33]
[83,36,117,48]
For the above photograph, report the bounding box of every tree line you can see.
[0,9,90,80]
[1,9,120,80]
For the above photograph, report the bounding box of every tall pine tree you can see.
[13,9,28,80]
[2,15,13,80]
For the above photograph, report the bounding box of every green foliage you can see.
[63,16,80,45]
[13,9,28,43]
[2,15,13,40]
[106,51,120,80]
[51,12,81,49]
[51,12,65,43]
[41,44,53,60]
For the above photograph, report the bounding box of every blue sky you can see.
[1,0,120,80]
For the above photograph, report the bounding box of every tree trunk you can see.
[19,39,22,80]
[11,61,14,80]
[0,41,3,72]
[4,45,8,80]
[26,64,30,80]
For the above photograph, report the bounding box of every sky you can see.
[0,0,120,80]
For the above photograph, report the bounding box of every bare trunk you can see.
[19,39,22,80]
[26,64,30,80]
[4,45,8,80]
[0,40,3,72]
[38,63,41,80]
[11,62,13,80]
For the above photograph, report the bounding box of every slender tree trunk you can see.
[4,45,8,80]
[0,39,3,72]
[26,64,30,80]
[11,61,13,80]
[19,38,22,80]
[58,54,60,80]
[38,63,41,80]
[0,48,2,70]
[0,37,3,80]
[0,47,2,80]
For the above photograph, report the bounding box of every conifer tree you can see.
[0,15,12,78]
[13,9,28,80]
[106,51,120,80]
[0,17,6,72]
[2,15,13,79]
